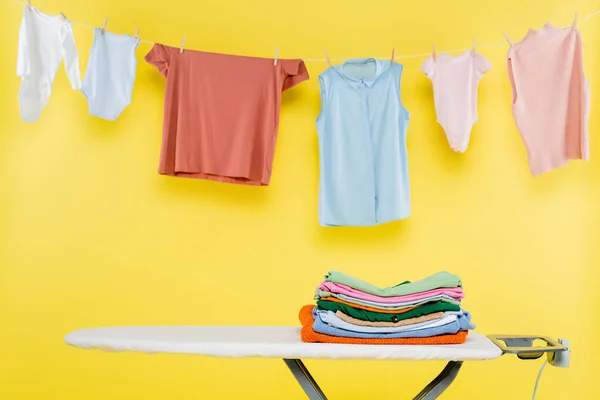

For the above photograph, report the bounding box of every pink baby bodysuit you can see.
[421,51,491,153]
[507,23,589,176]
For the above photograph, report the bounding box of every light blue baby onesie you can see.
[316,59,410,226]
[81,28,139,120]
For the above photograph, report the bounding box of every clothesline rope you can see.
[9,0,600,62]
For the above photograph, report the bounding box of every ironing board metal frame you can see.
[283,359,329,400]
[283,358,463,400]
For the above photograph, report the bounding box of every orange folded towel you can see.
[299,305,468,345]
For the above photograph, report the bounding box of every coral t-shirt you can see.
[145,44,309,186]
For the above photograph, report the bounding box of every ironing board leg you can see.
[413,361,463,400]
[283,359,328,400]
[282,358,462,400]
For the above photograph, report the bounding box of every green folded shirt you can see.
[323,271,462,297]
[316,300,461,323]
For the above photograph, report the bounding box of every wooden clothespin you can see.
[325,51,332,67]
[572,13,578,30]
[180,36,186,54]
[432,44,437,62]
[472,39,477,56]
[26,0,32,10]
[502,32,513,47]
[390,48,396,65]
[101,17,108,35]
[133,27,139,43]
[60,12,67,21]
[273,48,279,66]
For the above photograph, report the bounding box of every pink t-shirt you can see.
[507,23,589,176]
[318,282,465,303]
[145,44,309,186]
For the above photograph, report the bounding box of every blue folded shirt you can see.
[312,307,474,338]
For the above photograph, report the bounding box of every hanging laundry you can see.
[144,44,309,186]
[17,6,81,123]
[507,23,589,176]
[316,59,410,227]
[81,29,139,121]
[421,51,491,153]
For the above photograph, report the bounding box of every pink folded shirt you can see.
[318,282,464,303]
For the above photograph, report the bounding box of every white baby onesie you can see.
[421,51,491,152]
[17,6,81,123]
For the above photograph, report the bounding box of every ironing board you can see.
[65,326,503,399]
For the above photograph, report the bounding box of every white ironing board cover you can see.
[65,327,502,361]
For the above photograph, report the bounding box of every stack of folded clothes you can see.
[300,271,474,345]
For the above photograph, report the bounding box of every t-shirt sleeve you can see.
[145,44,171,77]
[475,53,492,77]
[282,60,310,91]
[420,56,435,77]
[60,22,81,90]
[17,11,28,78]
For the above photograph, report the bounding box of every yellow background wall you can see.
[1,0,599,398]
